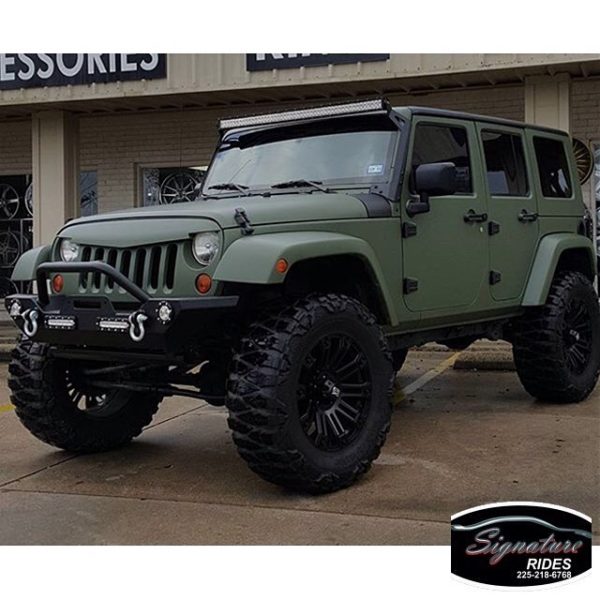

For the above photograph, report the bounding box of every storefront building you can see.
[1,53,600,299]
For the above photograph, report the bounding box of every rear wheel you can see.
[227,293,394,494]
[8,339,163,452]
[512,271,600,403]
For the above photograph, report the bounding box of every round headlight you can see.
[60,239,79,262]
[192,232,220,266]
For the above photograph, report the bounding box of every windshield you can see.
[203,114,400,193]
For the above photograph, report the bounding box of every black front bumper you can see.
[5,261,239,355]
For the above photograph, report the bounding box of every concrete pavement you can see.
[0,348,598,545]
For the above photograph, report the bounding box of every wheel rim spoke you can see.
[563,300,593,374]
[297,333,371,451]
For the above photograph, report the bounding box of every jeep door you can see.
[401,117,489,313]
[476,124,539,301]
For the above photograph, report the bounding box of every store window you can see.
[410,124,472,194]
[0,171,97,298]
[481,130,528,196]
[80,171,98,216]
[140,166,207,206]
[533,137,572,198]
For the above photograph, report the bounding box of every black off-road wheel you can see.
[227,293,394,494]
[512,271,600,403]
[8,339,163,452]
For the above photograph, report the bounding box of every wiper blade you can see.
[209,182,249,194]
[271,179,330,193]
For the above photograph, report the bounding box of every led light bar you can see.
[219,98,390,131]
[45,316,76,330]
[98,319,129,332]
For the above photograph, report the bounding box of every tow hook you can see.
[127,311,148,342]
[22,309,39,338]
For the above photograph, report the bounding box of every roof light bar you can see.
[219,98,390,131]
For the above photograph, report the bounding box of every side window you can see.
[533,137,573,198]
[410,124,472,194]
[481,130,529,196]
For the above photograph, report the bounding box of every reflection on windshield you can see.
[203,119,398,192]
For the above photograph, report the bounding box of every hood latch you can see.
[234,208,254,236]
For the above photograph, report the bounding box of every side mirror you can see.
[406,162,457,217]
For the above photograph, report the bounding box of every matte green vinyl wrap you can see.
[522,233,596,306]
[59,217,219,247]
[11,245,51,281]
[213,231,397,323]
[59,191,367,233]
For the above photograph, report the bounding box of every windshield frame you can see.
[201,111,406,200]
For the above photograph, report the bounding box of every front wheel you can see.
[227,294,394,494]
[8,340,163,452]
[512,271,600,403]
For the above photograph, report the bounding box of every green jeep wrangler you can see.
[5,99,599,494]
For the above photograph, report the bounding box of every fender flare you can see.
[213,231,397,323]
[11,245,52,282]
[522,234,596,306]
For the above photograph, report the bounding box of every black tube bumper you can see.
[4,261,239,354]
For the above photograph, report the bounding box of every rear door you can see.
[476,125,539,301]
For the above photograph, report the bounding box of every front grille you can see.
[78,243,179,294]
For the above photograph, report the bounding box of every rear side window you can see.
[411,124,472,193]
[481,130,528,196]
[533,137,573,198]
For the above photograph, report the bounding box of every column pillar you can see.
[32,111,79,245]
[524,73,571,132]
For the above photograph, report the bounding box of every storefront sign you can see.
[246,53,390,71]
[0,54,166,91]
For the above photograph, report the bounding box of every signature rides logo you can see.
[451,502,592,587]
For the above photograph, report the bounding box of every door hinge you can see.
[489,271,502,285]
[234,208,254,235]
[403,278,419,294]
[402,222,418,238]
[488,221,500,236]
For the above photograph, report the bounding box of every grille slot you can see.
[164,244,177,291]
[105,249,118,291]
[79,246,92,289]
[133,249,146,288]
[92,247,104,290]
[77,243,178,295]
[149,246,162,290]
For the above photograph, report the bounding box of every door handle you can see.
[518,209,538,223]
[463,209,488,223]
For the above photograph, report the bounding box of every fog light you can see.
[9,300,22,318]
[157,302,173,323]
[52,274,64,293]
[195,273,212,294]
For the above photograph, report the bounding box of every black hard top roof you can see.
[401,106,569,137]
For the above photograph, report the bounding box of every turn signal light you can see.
[52,274,64,293]
[195,273,212,294]
[276,259,289,274]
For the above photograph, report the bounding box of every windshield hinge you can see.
[234,208,254,236]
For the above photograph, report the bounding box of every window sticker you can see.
[367,164,384,175]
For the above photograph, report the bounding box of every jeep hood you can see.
[59,192,369,246]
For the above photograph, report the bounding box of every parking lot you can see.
[0,344,598,545]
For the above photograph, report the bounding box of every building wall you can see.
[388,84,524,121]
[79,109,218,213]
[0,120,31,176]
[0,53,594,109]
[80,84,525,213]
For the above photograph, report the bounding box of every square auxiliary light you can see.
[219,98,390,131]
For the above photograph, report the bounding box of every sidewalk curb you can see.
[453,350,515,371]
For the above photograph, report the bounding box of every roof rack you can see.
[219,98,391,131]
